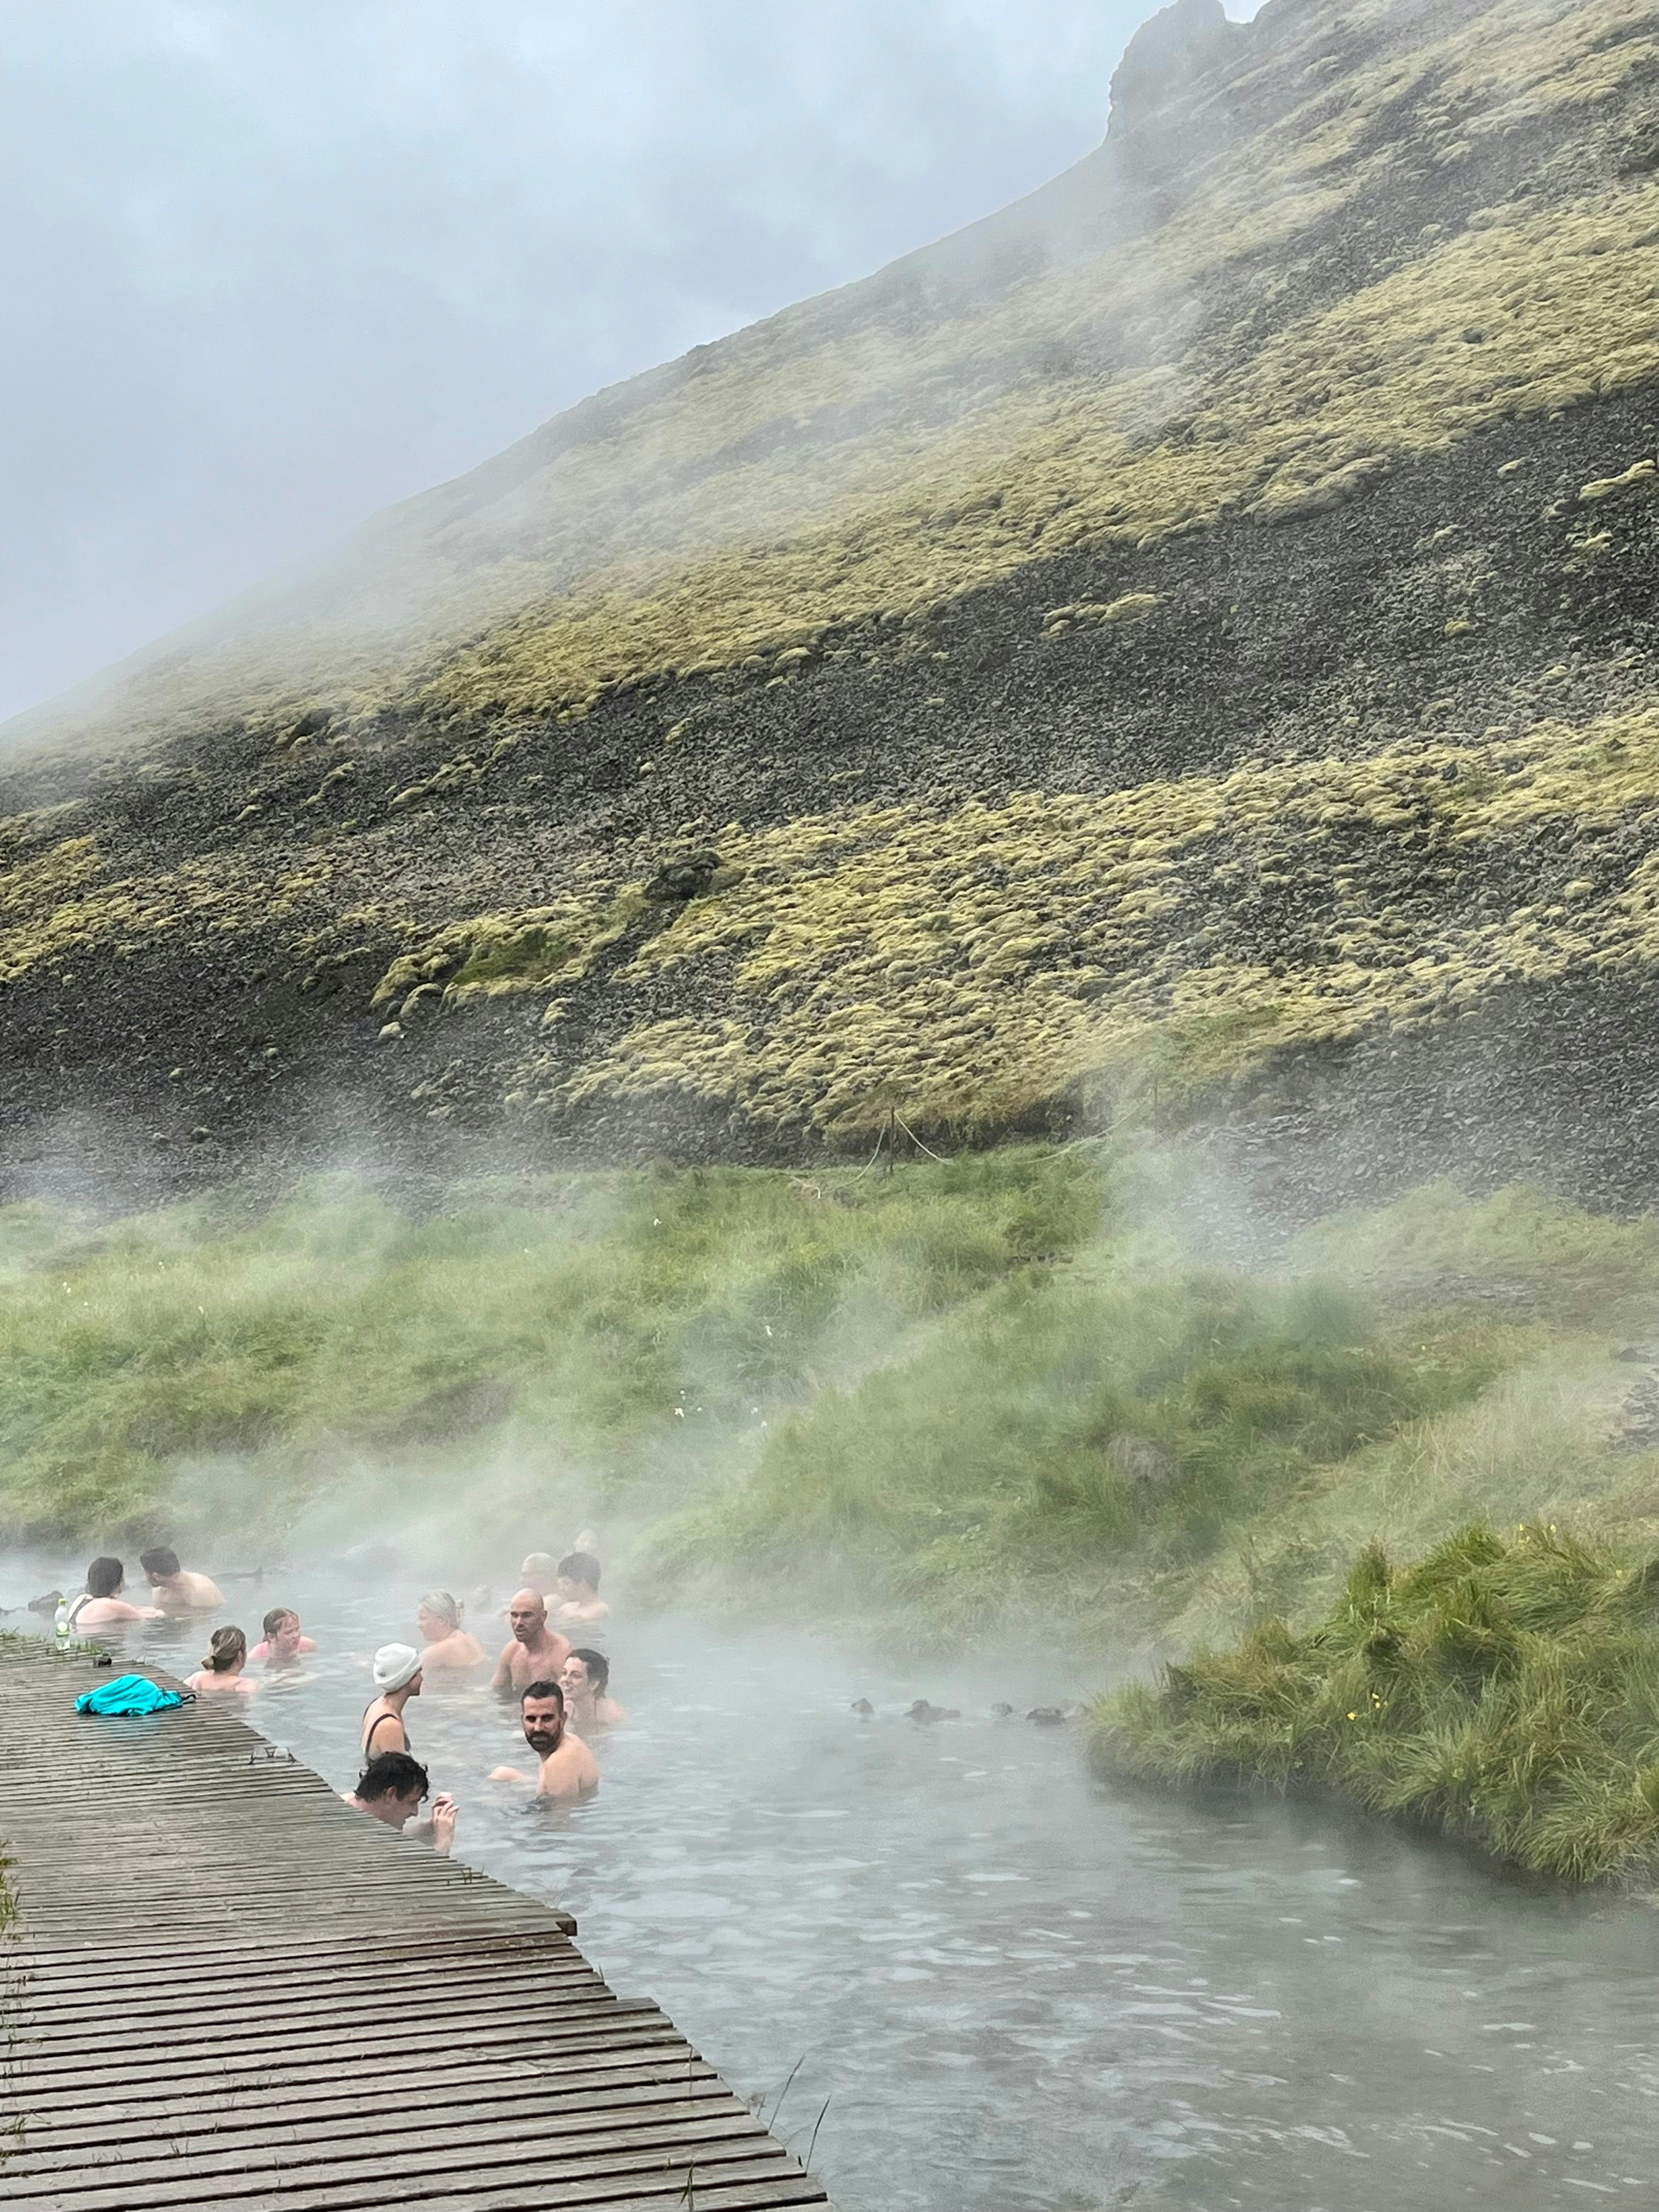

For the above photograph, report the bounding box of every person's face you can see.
[273,1617,302,1658]
[144,1565,167,1589]
[509,1595,546,1646]
[554,1574,582,1604]
[560,1656,590,1702]
[522,1696,565,1756]
[416,1605,441,1643]
[404,1669,424,1700]
[373,1787,424,1830]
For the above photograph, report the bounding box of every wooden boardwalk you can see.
[0,1640,833,2212]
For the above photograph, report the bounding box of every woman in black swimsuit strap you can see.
[360,1643,424,1756]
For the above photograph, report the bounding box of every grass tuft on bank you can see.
[1094,1522,1659,1886]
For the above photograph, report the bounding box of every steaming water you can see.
[9,1559,1659,2210]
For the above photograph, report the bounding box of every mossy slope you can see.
[3,0,1659,1196]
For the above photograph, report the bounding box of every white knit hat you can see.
[372,1642,422,1694]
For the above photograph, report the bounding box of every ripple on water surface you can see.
[16,1566,1659,2211]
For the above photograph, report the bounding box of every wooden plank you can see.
[0,1644,832,2212]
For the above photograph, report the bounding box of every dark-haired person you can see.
[66,1558,163,1629]
[361,1644,423,1756]
[489,1590,571,1696]
[416,1592,486,1671]
[560,1647,627,1730]
[345,1752,457,1856]
[251,1607,317,1666]
[184,1626,257,1697]
[139,1546,224,1615]
[550,1551,608,1626]
[488,1681,599,1801]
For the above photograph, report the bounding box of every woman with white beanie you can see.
[360,1643,423,1757]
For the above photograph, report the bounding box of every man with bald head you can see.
[490,1588,572,1695]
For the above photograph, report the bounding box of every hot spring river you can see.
[9,1560,1659,2209]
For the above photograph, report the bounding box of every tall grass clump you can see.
[1096,1522,1659,1886]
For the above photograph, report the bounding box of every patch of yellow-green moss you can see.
[0,838,337,986]
[369,889,651,1015]
[425,698,1659,1139]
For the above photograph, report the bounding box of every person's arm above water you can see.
[488,1641,517,1693]
[488,1764,532,1784]
[415,1793,457,1857]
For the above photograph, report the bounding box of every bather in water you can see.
[184,1626,257,1697]
[560,1647,627,1729]
[416,1591,487,1671]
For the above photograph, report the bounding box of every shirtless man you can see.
[490,1590,572,1695]
[67,1558,163,1629]
[344,1752,457,1856]
[139,1545,224,1614]
[549,1552,609,1627]
[489,1681,599,1801]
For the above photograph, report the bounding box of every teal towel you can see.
[75,1675,193,1716]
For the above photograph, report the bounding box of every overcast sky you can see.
[0,0,1253,725]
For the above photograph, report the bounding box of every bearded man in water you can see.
[489,1589,572,1695]
[139,1545,224,1614]
[489,1681,599,1801]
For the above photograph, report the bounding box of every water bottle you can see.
[54,1597,70,1641]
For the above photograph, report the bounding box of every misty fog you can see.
[0,0,1260,727]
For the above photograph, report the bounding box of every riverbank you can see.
[1094,1520,1659,1887]
[7,1147,1659,1655]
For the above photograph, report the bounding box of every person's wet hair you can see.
[356,1751,430,1803]
[140,1544,180,1579]
[521,1552,558,1582]
[86,1557,123,1599]
[203,1626,246,1674]
[420,1591,461,1631]
[521,1679,565,1708]
[558,1551,600,1589]
[570,1647,609,1693]
[262,1606,298,1640]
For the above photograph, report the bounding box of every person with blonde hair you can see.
[184,1626,256,1697]
[416,1592,486,1671]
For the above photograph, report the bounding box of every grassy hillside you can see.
[3,0,1658,1209]
[10,1149,1659,1667]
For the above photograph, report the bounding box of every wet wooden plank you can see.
[0,1643,832,2212]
